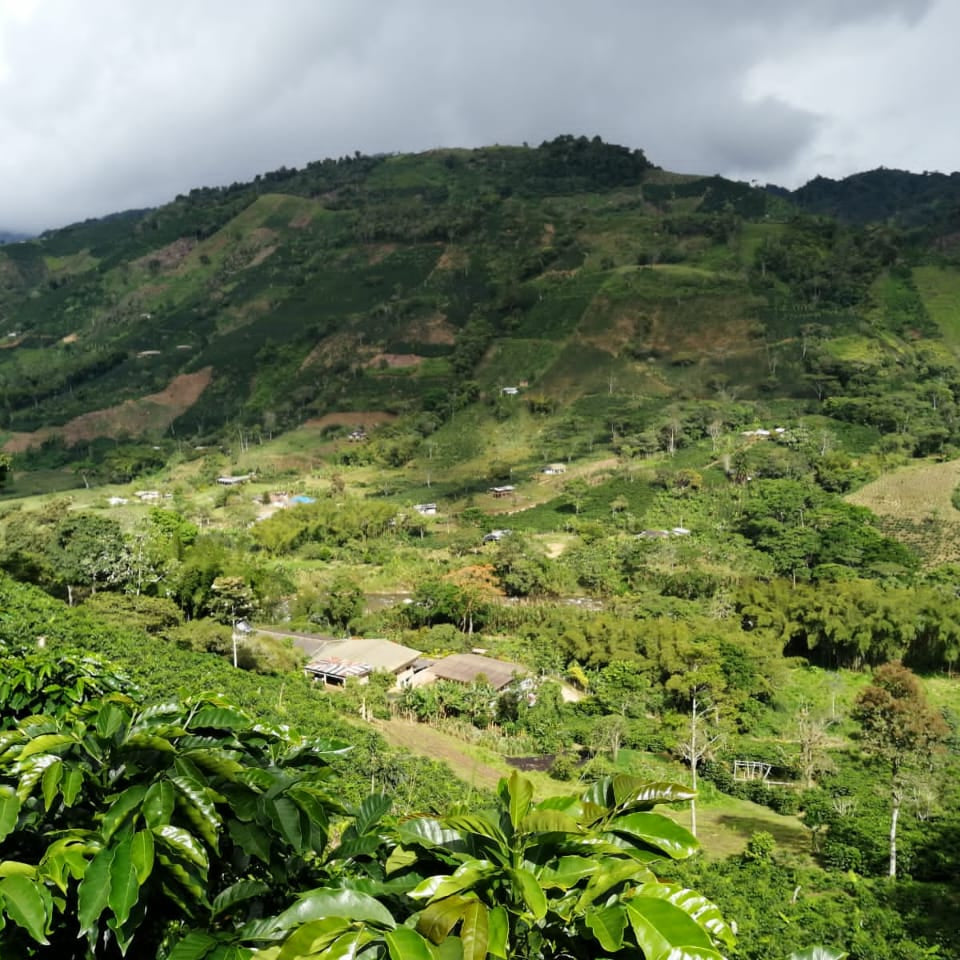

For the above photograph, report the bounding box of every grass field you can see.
[847,456,960,563]
[914,265,960,349]
[371,717,812,862]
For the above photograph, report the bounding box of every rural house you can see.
[304,637,422,688]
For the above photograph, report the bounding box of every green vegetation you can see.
[0,140,960,956]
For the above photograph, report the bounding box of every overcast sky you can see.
[0,0,954,233]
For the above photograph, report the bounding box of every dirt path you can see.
[372,718,507,791]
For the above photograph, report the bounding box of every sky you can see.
[0,0,955,233]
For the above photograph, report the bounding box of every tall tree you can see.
[851,662,948,878]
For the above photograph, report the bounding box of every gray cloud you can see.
[0,0,949,232]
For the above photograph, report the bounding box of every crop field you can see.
[914,265,960,349]
[847,456,960,563]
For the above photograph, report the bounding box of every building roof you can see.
[304,637,421,677]
[421,652,529,690]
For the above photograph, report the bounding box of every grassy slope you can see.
[847,457,960,564]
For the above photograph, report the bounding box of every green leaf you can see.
[576,859,652,910]
[15,753,59,802]
[410,861,495,903]
[659,949,728,960]
[108,836,140,928]
[274,888,396,932]
[459,900,489,960]
[228,820,272,864]
[153,825,209,871]
[614,779,697,811]
[384,925,436,960]
[40,758,62,811]
[517,809,582,835]
[77,844,114,935]
[0,861,36,878]
[320,929,363,960]
[96,702,128,740]
[191,705,252,731]
[172,774,223,850]
[585,904,627,953]
[626,897,713,959]
[397,818,465,851]
[122,733,176,753]
[635,883,735,948]
[61,766,83,806]
[166,930,218,960]
[212,879,270,918]
[275,919,353,960]
[20,733,74,759]
[102,784,148,841]
[0,791,20,842]
[508,867,546,920]
[143,780,175,828]
[610,812,700,860]
[443,813,508,848]
[267,796,303,852]
[500,770,533,830]
[417,895,472,944]
[0,875,50,944]
[487,905,508,958]
[130,830,155,885]
[386,845,418,875]
[354,792,392,835]
[537,856,597,890]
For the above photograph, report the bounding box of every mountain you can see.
[0,230,31,244]
[768,167,960,231]
[1,136,960,493]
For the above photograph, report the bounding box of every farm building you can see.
[304,637,422,688]
[489,485,515,498]
[411,652,529,692]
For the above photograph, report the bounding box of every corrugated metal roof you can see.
[425,653,528,690]
[305,659,372,679]
[305,637,421,675]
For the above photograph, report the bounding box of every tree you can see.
[851,662,948,878]
[208,575,256,666]
[665,636,728,837]
[53,513,130,604]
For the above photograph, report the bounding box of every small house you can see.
[540,463,566,475]
[414,503,437,516]
[217,474,252,486]
[489,485,515,498]
[501,386,519,396]
[304,637,422,688]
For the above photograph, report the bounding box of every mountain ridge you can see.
[0,136,959,499]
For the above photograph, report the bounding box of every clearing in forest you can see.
[847,457,960,564]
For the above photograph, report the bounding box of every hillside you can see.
[1,138,960,531]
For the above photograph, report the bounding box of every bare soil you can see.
[3,368,213,452]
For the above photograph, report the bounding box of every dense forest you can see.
[1,138,960,957]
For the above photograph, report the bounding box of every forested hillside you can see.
[2,138,960,958]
